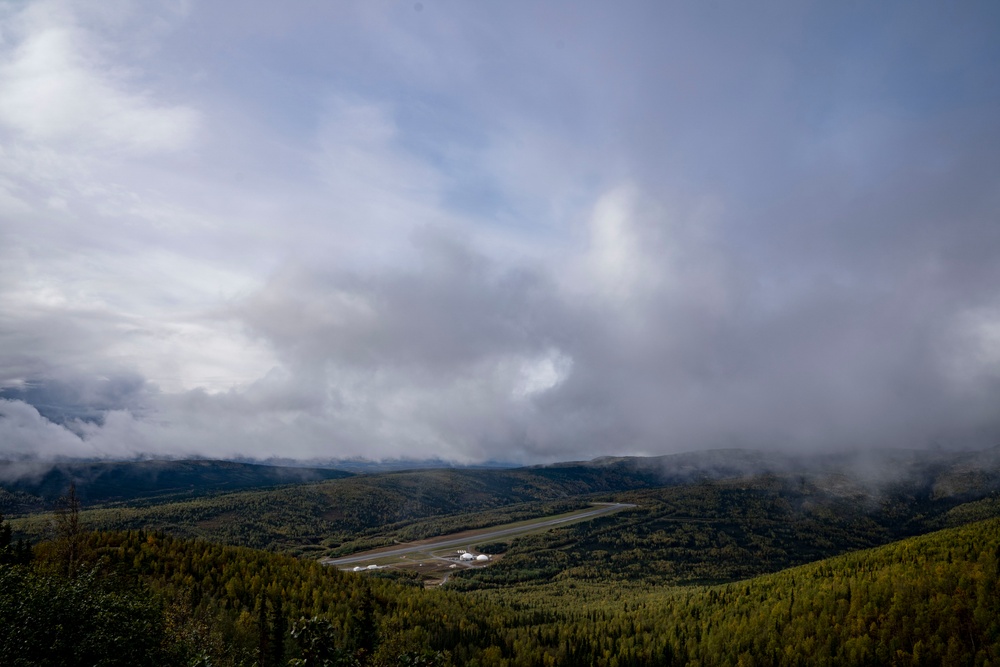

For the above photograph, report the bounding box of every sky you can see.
[1,0,999,465]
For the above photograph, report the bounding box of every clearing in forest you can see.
[321,502,634,584]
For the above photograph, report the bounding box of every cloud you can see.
[0,371,148,427]
[226,232,573,461]
[1,1,999,465]
[0,399,84,458]
[0,2,199,154]
[4,174,1000,463]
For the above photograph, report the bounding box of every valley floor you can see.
[321,502,634,574]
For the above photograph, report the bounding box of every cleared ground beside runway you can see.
[321,502,635,571]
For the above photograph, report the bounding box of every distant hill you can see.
[449,469,1000,591]
[8,446,998,515]
[8,463,668,552]
[0,459,353,513]
[9,446,1000,561]
[240,456,519,473]
[572,445,1000,494]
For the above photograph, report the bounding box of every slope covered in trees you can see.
[12,447,1000,561]
[6,449,1000,665]
[3,509,999,666]
[10,464,666,554]
[468,516,1000,666]
[0,459,354,514]
[454,474,1000,589]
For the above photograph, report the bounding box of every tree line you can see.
[3,496,1000,666]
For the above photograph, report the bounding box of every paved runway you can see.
[323,502,635,566]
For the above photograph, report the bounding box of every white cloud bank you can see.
[1,1,1000,464]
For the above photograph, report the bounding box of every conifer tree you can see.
[258,596,271,667]
[54,483,83,577]
[352,586,377,665]
[270,597,286,667]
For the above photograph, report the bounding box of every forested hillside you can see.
[10,464,665,554]
[470,516,1000,666]
[11,448,1000,561]
[6,449,1000,666]
[454,474,1000,589]
[0,459,353,513]
[3,510,999,666]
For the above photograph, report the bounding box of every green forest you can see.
[7,464,661,555]
[3,450,1000,666]
[3,506,1000,666]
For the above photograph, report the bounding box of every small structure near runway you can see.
[455,551,490,563]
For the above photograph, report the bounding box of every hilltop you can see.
[0,459,353,514]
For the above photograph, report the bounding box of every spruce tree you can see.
[270,597,286,667]
[55,483,83,577]
[258,596,271,667]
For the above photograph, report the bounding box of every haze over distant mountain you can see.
[6,445,1000,509]
[577,446,1000,490]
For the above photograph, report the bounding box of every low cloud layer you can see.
[1,1,999,464]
